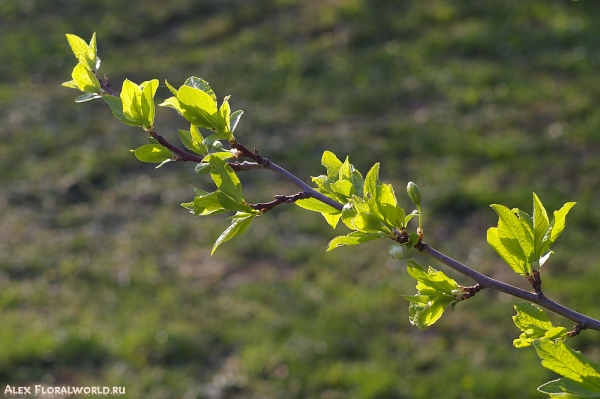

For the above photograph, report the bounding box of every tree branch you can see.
[149,130,205,163]
[231,141,344,211]
[416,242,600,332]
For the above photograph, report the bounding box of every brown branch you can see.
[416,242,600,332]
[249,192,311,213]
[149,130,205,163]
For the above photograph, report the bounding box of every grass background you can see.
[2,1,600,398]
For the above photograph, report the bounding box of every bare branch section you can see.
[249,192,311,213]
[416,242,600,332]
[231,142,344,211]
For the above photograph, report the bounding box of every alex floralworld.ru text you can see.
[5,385,126,396]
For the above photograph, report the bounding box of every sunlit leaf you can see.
[295,197,342,228]
[212,212,256,255]
[402,260,460,329]
[121,79,145,126]
[132,144,172,163]
[65,33,97,71]
[184,76,217,101]
[326,231,384,251]
[512,303,567,348]
[321,151,343,180]
[65,63,101,93]
[534,339,600,396]
[209,157,243,203]
[178,125,207,155]
[230,110,243,132]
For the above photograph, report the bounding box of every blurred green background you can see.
[2,0,600,398]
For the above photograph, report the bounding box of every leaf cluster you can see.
[487,193,576,276]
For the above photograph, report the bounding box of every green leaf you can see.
[141,79,159,129]
[534,339,600,396]
[363,163,380,202]
[212,212,256,255]
[165,79,178,96]
[120,79,145,126]
[230,110,243,132]
[295,197,342,228]
[326,231,384,251]
[178,125,207,155]
[209,157,244,203]
[177,85,219,129]
[65,33,98,71]
[103,95,136,126]
[63,63,101,93]
[402,260,460,329]
[184,76,217,101]
[341,197,386,233]
[512,303,567,348]
[321,151,343,180]
[487,226,529,276]
[489,204,532,275]
[218,95,232,138]
[193,190,253,216]
[541,201,577,257]
[538,378,600,398]
[132,144,172,163]
[331,179,355,198]
[533,193,550,259]
[75,93,101,103]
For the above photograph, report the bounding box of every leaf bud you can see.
[212,140,224,151]
[195,162,211,174]
[407,181,421,207]
[388,243,404,259]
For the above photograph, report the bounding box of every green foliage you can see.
[402,260,461,329]
[306,152,415,251]
[178,125,208,155]
[131,144,172,165]
[159,77,240,141]
[535,339,600,398]
[512,303,568,348]
[487,193,576,276]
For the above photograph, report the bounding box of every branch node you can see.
[568,322,588,338]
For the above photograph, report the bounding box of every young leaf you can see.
[321,151,343,180]
[141,79,159,129]
[230,110,244,132]
[538,377,600,398]
[540,201,577,257]
[326,231,384,251]
[132,144,172,163]
[218,95,232,139]
[212,212,256,255]
[65,33,98,71]
[534,339,600,396]
[178,125,208,155]
[402,260,460,329]
[63,63,101,93]
[491,204,534,259]
[121,79,145,126]
[295,197,342,228]
[193,191,253,216]
[487,226,529,276]
[512,303,567,348]
[176,85,219,129]
[75,93,102,103]
[488,204,532,275]
[533,193,550,259]
[184,76,217,101]
[209,157,244,203]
